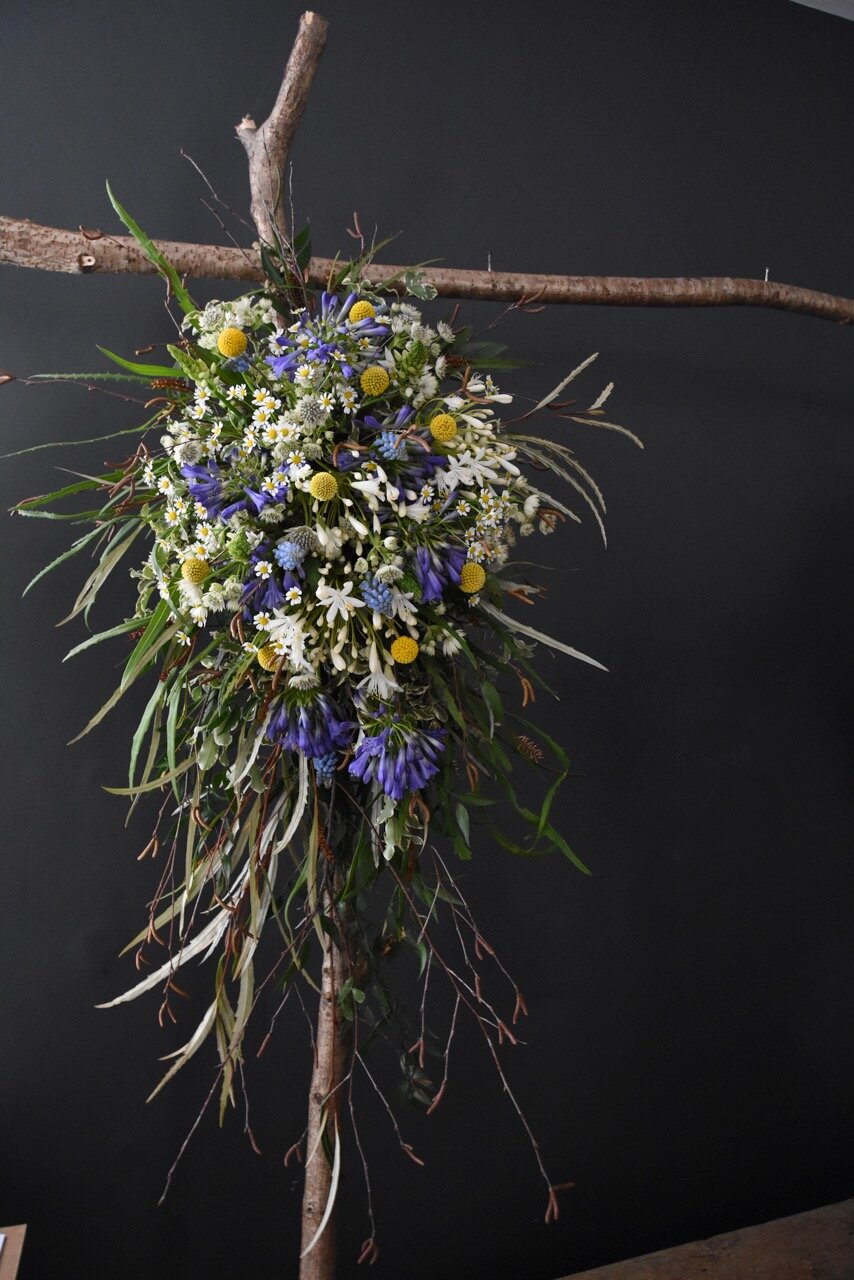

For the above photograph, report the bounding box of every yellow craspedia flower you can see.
[360,365,390,397]
[216,327,248,358]
[256,644,280,672]
[349,300,376,324]
[308,472,339,502]
[459,561,486,594]
[181,556,209,584]
[253,645,280,675]
[429,413,458,443]
[390,635,420,665]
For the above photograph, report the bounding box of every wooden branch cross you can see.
[0,9,851,325]
[2,12,850,1280]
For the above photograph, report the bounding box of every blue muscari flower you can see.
[359,575,394,615]
[267,694,353,757]
[376,431,403,460]
[348,725,445,801]
[274,540,306,571]
[225,356,251,372]
[312,751,338,787]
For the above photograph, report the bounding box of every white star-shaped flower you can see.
[315,580,366,625]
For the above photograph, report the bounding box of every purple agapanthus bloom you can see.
[266,345,301,380]
[361,406,414,436]
[181,462,225,516]
[267,694,353,758]
[404,449,449,487]
[348,724,445,800]
[413,545,466,603]
[221,484,280,521]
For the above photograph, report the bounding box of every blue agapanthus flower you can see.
[349,724,445,800]
[181,461,225,515]
[267,694,353,757]
[413,545,466,603]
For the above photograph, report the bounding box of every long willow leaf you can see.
[520,352,599,418]
[146,1000,218,1103]
[482,603,608,672]
[21,525,102,596]
[96,909,232,1008]
[300,1117,342,1260]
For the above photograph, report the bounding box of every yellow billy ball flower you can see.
[359,365,390,397]
[390,635,420,665]
[216,327,248,358]
[181,556,209,584]
[429,413,458,443]
[256,644,280,672]
[459,561,486,594]
[349,300,376,324]
[308,472,339,502]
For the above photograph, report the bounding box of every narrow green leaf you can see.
[63,615,149,661]
[128,681,166,789]
[120,598,169,688]
[103,756,194,796]
[21,525,102,596]
[96,346,182,379]
[105,181,195,315]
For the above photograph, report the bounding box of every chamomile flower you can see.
[285,586,303,605]
[338,386,358,413]
[254,560,274,580]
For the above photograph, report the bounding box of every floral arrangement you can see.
[14,197,638,1229]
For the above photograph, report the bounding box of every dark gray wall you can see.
[1,2,852,1278]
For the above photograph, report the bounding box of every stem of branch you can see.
[1,215,851,323]
[299,885,351,1280]
[236,10,328,245]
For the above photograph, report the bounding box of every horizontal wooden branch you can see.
[1,214,852,324]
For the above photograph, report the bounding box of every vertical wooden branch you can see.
[234,17,346,1278]
[236,10,329,246]
[299,890,352,1280]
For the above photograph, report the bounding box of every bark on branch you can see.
[1,213,852,323]
[235,10,328,244]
